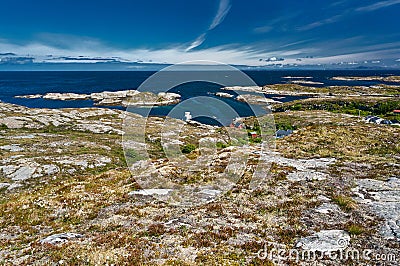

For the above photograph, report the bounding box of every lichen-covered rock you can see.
[296,230,350,251]
[353,177,400,241]
[0,144,24,152]
[40,233,83,245]
[0,183,10,189]
[43,93,90,100]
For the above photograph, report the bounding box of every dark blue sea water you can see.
[0,70,399,125]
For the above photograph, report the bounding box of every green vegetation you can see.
[216,141,230,149]
[125,148,146,163]
[275,121,297,131]
[332,195,357,212]
[181,143,197,154]
[347,223,366,236]
[274,97,400,119]
[266,83,400,96]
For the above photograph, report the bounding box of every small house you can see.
[249,131,258,139]
[184,112,192,121]
[235,122,244,129]
[229,119,245,129]
[394,110,400,115]
[369,117,382,124]
[380,119,392,125]
[276,129,293,138]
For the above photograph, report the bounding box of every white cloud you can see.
[298,0,400,32]
[298,14,344,31]
[253,25,273,34]
[186,0,231,51]
[209,0,231,30]
[185,33,206,52]
[1,33,398,67]
[356,0,400,12]
[0,37,266,66]
[284,48,400,65]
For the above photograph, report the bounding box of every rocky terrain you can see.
[0,93,399,265]
[16,90,181,107]
[236,94,282,105]
[332,76,400,83]
[223,83,400,97]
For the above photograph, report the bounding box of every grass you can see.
[216,141,230,149]
[125,148,146,164]
[2,101,399,264]
[346,223,366,236]
[274,96,400,120]
[264,83,400,96]
[181,143,197,154]
[332,195,357,212]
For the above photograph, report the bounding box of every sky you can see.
[0,0,400,69]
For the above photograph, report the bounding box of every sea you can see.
[0,70,399,125]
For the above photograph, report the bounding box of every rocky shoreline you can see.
[222,83,400,97]
[332,75,400,82]
[16,90,181,107]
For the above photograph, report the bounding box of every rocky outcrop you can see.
[0,101,124,133]
[43,93,90,100]
[15,90,181,107]
[289,80,324,85]
[15,94,42,99]
[40,233,83,245]
[352,177,400,241]
[215,92,234,98]
[236,94,282,105]
[296,230,350,251]
[260,152,336,181]
[332,76,400,82]
[222,85,321,96]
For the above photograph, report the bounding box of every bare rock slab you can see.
[353,177,400,241]
[40,233,83,245]
[296,230,350,252]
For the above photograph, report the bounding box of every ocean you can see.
[0,70,399,125]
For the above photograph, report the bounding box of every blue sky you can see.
[0,0,400,69]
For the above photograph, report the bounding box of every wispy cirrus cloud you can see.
[298,14,344,31]
[356,0,400,12]
[253,12,301,34]
[186,0,231,52]
[299,0,400,31]
[209,0,231,30]
[253,25,273,34]
[185,33,206,52]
